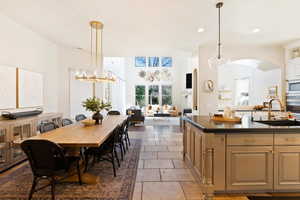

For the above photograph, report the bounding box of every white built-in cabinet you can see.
[286,59,300,80]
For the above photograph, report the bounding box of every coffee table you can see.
[154,113,171,117]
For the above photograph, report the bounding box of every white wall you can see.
[57,47,91,117]
[0,13,59,112]
[198,45,284,115]
[125,54,194,112]
[218,63,281,108]
[57,47,127,117]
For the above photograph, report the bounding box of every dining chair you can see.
[115,120,127,160]
[62,118,73,127]
[75,114,87,122]
[124,118,131,147]
[84,126,120,177]
[40,122,57,133]
[107,110,121,115]
[21,139,82,200]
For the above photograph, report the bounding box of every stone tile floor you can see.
[129,124,248,200]
[130,125,200,200]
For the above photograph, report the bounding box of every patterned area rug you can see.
[0,139,141,200]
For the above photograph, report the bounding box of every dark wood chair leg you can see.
[50,177,56,200]
[76,160,82,185]
[111,152,116,177]
[28,176,37,200]
[114,148,120,167]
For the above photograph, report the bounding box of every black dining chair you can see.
[75,114,87,122]
[62,118,73,127]
[107,110,121,115]
[84,126,121,177]
[21,139,82,200]
[115,120,127,160]
[40,122,57,133]
[124,118,131,148]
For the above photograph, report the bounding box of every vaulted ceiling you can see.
[1,0,299,56]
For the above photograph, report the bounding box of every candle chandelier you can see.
[208,1,230,68]
[75,21,115,83]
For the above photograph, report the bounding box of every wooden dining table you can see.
[15,115,128,148]
[13,115,128,184]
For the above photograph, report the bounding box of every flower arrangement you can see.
[82,97,111,124]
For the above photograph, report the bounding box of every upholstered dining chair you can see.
[75,114,87,122]
[39,122,57,133]
[21,139,82,200]
[107,110,121,115]
[62,118,73,127]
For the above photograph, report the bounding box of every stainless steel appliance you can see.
[287,79,300,93]
[286,92,300,119]
[286,80,300,119]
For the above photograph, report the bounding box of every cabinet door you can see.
[286,62,295,80]
[9,125,26,164]
[185,124,194,164]
[185,124,191,162]
[294,63,300,77]
[0,127,9,172]
[213,135,226,191]
[194,128,204,178]
[274,146,300,190]
[226,146,273,191]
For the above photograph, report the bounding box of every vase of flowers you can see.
[82,97,111,125]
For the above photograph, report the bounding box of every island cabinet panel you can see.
[275,134,300,145]
[185,123,194,164]
[227,134,273,146]
[226,146,273,191]
[194,128,204,178]
[274,146,300,190]
[213,135,226,191]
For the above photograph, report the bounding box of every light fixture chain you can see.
[218,3,222,59]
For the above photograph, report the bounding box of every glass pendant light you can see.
[208,1,230,68]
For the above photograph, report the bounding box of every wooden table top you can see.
[16,115,127,147]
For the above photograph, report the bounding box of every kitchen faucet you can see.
[268,98,284,120]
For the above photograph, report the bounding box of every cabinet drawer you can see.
[227,134,273,146]
[275,134,300,145]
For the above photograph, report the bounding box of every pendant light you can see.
[208,1,230,68]
[75,21,116,83]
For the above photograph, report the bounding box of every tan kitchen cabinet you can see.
[226,146,273,191]
[194,128,204,179]
[213,135,226,191]
[274,146,300,190]
[185,123,194,164]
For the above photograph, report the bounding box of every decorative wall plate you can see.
[204,80,215,92]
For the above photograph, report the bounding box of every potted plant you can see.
[82,97,111,125]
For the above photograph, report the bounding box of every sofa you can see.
[145,105,179,117]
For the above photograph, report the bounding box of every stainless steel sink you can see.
[255,120,300,126]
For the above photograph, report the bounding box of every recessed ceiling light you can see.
[252,28,261,33]
[198,28,205,33]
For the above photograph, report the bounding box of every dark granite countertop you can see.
[183,115,300,133]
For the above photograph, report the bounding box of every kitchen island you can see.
[183,115,300,200]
